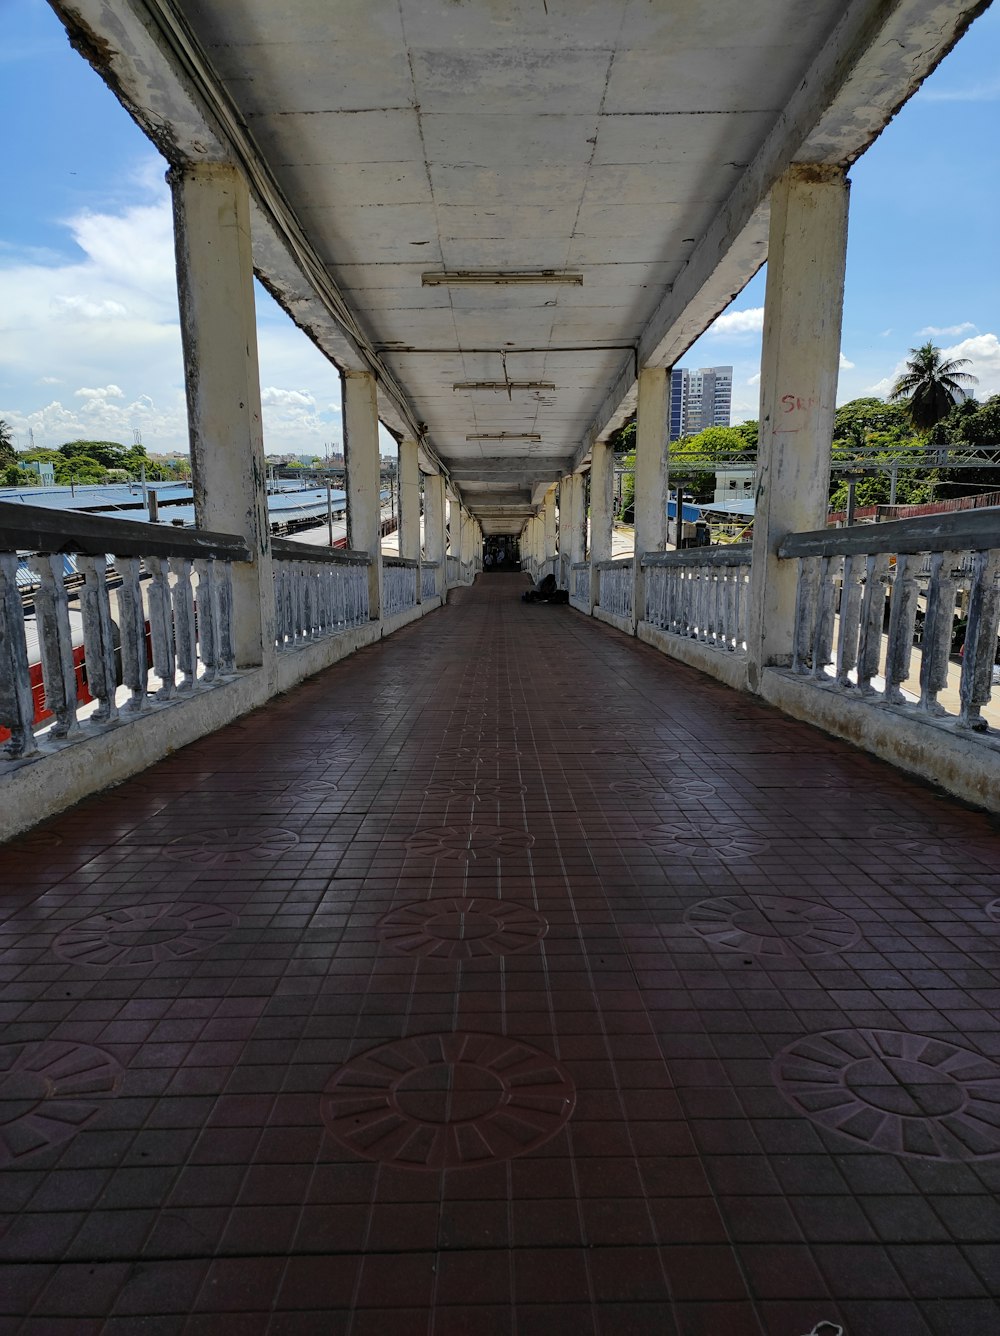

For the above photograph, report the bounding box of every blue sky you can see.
[1,0,998,454]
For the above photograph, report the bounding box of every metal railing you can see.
[780,509,1000,732]
[597,558,633,621]
[420,561,439,600]
[272,539,370,650]
[382,556,419,617]
[642,545,751,652]
[0,500,247,759]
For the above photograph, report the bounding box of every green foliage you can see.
[734,419,758,449]
[609,417,635,454]
[0,419,15,467]
[1,464,39,487]
[890,342,978,433]
[59,439,150,473]
[833,398,909,441]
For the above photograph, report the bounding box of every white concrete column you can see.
[590,441,614,564]
[170,161,275,670]
[747,164,850,687]
[568,473,587,565]
[632,366,669,630]
[343,370,383,620]
[398,438,420,562]
[423,472,446,598]
[543,486,558,577]
[530,516,542,573]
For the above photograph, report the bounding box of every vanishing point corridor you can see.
[2,575,1000,1334]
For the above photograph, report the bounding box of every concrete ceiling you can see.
[55,0,988,535]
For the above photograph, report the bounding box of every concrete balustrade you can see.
[642,547,751,653]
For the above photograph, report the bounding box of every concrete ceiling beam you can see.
[572,0,989,471]
[54,0,445,472]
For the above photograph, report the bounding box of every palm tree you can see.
[889,342,978,433]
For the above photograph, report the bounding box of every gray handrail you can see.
[382,555,420,569]
[271,537,371,565]
[642,544,752,568]
[0,500,249,562]
[596,557,635,570]
[780,508,1000,559]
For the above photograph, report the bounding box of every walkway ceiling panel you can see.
[53,0,990,535]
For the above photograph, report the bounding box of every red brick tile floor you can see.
[2,572,999,1335]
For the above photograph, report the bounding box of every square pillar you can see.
[423,472,446,597]
[590,440,614,613]
[343,370,384,621]
[568,473,587,565]
[632,367,669,631]
[170,162,275,670]
[747,165,850,687]
[543,486,558,577]
[398,438,420,562]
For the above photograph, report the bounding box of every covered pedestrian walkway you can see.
[2,574,999,1334]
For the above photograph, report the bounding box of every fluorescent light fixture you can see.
[453,382,555,392]
[466,433,542,442]
[423,270,583,286]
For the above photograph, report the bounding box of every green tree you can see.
[833,397,909,442]
[2,463,41,487]
[0,419,15,467]
[890,342,978,433]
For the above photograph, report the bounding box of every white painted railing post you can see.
[960,550,1000,730]
[747,164,849,690]
[36,554,81,735]
[78,555,120,724]
[0,552,39,758]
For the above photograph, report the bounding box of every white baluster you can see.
[958,549,1000,731]
[145,555,175,699]
[216,562,235,673]
[170,557,197,689]
[0,552,40,757]
[78,554,120,722]
[35,554,81,736]
[918,551,960,716]
[835,552,865,687]
[884,552,920,704]
[195,558,218,682]
[811,555,839,682]
[856,553,889,696]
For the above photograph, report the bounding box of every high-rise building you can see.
[668,366,733,439]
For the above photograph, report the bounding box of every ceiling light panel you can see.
[422,270,583,286]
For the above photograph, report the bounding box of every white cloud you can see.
[75,384,125,401]
[51,296,129,320]
[747,372,761,386]
[862,332,1000,401]
[0,153,346,456]
[880,329,892,338]
[917,322,977,338]
[708,306,764,336]
[940,333,1000,399]
[261,387,316,408]
[839,353,855,370]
